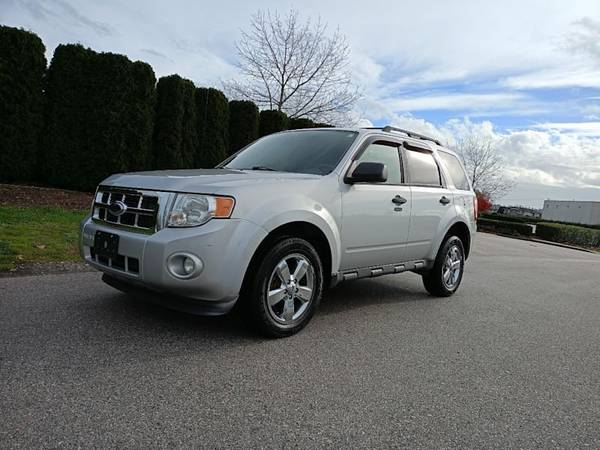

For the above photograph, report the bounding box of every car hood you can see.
[101,168,322,194]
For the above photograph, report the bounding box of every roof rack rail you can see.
[364,125,442,146]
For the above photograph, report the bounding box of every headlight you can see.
[167,194,235,227]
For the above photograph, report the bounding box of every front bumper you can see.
[101,274,237,315]
[80,216,267,314]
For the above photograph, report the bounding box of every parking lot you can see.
[1,233,599,448]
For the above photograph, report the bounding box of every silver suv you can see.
[80,126,477,336]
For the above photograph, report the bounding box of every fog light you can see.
[167,253,203,279]
[183,257,195,275]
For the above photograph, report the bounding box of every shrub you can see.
[259,110,289,137]
[0,240,16,270]
[313,122,334,128]
[288,117,315,130]
[476,192,492,214]
[477,218,533,236]
[480,212,600,230]
[0,26,46,182]
[535,223,600,248]
[228,100,259,155]
[45,44,156,190]
[534,218,600,230]
[152,75,197,169]
[480,213,530,224]
[196,88,229,167]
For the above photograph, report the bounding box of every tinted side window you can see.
[438,151,470,190]
[355,142,402,184]
[405,149,441,186]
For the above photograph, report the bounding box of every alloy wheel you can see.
[442,244,463,290]
[266,253,315,324]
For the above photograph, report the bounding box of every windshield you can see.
[223,130,358,175]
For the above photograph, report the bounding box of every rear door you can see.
[340,139,411,270]
[437,150,477,229]
[402,142,456,261]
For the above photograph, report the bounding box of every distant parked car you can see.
[80,126,477,336]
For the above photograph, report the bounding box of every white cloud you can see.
[383,93,528,112]
[581,103,600,120]
[496,128,600,191]
[390,115,449,143]
[566,17,600,63]
[497,18,600,91]
[532,122,600,136]
[501,66,600,89]
[350,53,385,91]
[353,109,600,203]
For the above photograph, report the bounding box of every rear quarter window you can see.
[438,151,471,191]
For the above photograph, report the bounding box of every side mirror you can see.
[347,162,388,183]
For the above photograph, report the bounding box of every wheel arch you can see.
[241,220,335,294]
[444,221,472,259]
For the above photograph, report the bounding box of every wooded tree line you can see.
[0,25,330,191]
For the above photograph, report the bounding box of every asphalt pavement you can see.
[1,233,599,448]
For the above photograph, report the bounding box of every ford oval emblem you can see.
[108,200,127,217]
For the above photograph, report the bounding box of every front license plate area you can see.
[94,231,119,259]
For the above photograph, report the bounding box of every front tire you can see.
[422,236,465,297]
[245,237,323,337]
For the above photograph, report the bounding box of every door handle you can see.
[392,195,407,205]
[439,196,451,205]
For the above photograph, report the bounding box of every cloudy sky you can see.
[2,0,599,206]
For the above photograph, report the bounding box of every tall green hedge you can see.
[288,117,315,130]
[44,44,155,190]
[259,110,289,137]
[1,28,343,189]
[152,75,198,169]
[0,26,46,182]
[196,87,229,167]
[228,100,259,155]
[125,61,156,171]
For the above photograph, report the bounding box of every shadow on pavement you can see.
[97,274,432,338]
[99,291,256,341]
[319,276,433,315]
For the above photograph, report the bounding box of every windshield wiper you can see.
[243,166,278,171]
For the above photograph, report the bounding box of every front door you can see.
[340,141,411,270]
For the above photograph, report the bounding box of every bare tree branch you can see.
[223,8,361,124]
[453,133,514,201]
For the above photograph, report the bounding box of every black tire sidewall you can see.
[424,235,465,296]
[249,237,323,337]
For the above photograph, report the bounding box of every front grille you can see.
[93,187,159,232]
[90,247,139,274]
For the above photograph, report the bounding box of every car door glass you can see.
[405,149,441,186]
[438,151,470,190]
[355,142,402,184]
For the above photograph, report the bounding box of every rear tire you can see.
[422,235,465,297]
[245,237,323,337]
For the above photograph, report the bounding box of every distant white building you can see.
[542,200,600,225]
